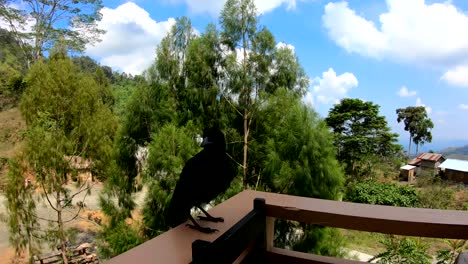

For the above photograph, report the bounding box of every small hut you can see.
[400,164,417,182]
[408,153,445,176]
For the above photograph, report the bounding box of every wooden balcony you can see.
[108,190,468,264]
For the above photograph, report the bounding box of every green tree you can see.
[141,123,201,237]
[396,106,433,157]
[149,16,195,101]
[182,23,226,129]
[100,1,324,257]
[4,157,41,261]
[0,28,28,95]
[6,51,117,263]
[326,98,400,179]
[0,0,104,65]
[258,90,345,255]
[221,0,263,188]
[220,0,307,187]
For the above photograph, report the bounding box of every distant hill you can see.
[440,145,468,161]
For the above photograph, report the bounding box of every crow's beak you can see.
[201,137,211,147]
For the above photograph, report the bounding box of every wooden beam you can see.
[266,247,365,264]
[240,191,468,239]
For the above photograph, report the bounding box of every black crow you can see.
[167,128,237,233]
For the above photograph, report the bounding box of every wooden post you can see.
[266,217,275,251]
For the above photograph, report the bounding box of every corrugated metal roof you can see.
[401,165,416,170]
[416,153,444,161]
[439,159,468,172]
[408,158,422,165]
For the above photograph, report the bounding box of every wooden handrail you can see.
[247,191,468,239]
[191,198,267,264]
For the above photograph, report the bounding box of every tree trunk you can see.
[56,191,68,264]
[243,111,249,188]
[242,24,249,189]
[408,135,412,158]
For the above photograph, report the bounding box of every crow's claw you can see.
[198,216,224,223]
[186,224,218,234]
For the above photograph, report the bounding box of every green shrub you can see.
[371,236,431,264]
[98,221,145,259]
[345,181,419,207]
[418,184,454,209]
[463,203,468,211]
[436,240,467,264]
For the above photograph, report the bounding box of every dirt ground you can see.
[0,107,25,160]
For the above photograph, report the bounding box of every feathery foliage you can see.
[6,51,116,262]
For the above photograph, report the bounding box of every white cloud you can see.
[164,0,304,16]
[416,97,432,114]
[322,2,388,58]
[302,91,314,106]
[322,0,468,85]
[276,42,295,53]
[397,86,417,97]
[85,2,175,75]
[255,0,302,14]
[459,104,468,110]
[441,66,468,87]
[304,68,358,105]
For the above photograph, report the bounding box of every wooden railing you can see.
[108,190,468,264]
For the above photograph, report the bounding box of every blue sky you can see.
[86,0,468,150]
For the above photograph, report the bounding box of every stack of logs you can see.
[33,243,98,264]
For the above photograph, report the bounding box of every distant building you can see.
[439,159,468,184]
[400,164,417,182]
[408,153,446,175]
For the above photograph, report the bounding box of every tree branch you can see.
[41,182,58,212]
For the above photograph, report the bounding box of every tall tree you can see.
[258,89,345,255]
[412,118,433,155]
[182,23,226,129]
[0,0,104,65]
[396,106,433,157]
[151,16,195,101]
[326,98,400,179]
[220,0,307,187]
[141,123,201,237]
[220,0,261,188]
[7,51,117,262]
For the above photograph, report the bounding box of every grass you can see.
[340,229,385,256]
[341,229,462,258]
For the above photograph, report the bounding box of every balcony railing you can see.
[108,190,468,264]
